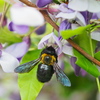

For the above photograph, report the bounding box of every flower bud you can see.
[47,3,60,15]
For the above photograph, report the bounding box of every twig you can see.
[19,0,100,66]
[0,2,10,27]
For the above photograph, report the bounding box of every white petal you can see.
[52,33,62,49]
[62,45,74,56]
[4,41,29,58]
[10,6,44,26]
[56,11,77,19]
[88,0,100,12]
[76,12,86,26]
[71,24,79,29]
[91,31,100,41]
[38,33,53,49]
[68,0,88,11]
[0,51,19,73]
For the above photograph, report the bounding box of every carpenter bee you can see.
[14,46,71,87]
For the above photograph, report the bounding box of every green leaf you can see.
[72,27,98,77]
[74,49,100,77]
[0,28,22,43]
[18,49,44,100]
[73,32,97,55]
[0,0,5,12]
[61,24,92,39]
[94,51,100,61]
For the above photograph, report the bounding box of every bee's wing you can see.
[14,59,40,73]
[53,63,71,87]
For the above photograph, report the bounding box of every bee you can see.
[14,46,71,87]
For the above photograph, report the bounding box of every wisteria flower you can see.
[70,57,86,76]
[59,20,71,31]
[68,0,100,13]
[56,3,86,26]
[0,44,19,73]
[38,33,74,69]
[4,36,30,59]
[8,22,29,34]
[38,32,74,56]
[10,3,44,26]
[38,32,61,48]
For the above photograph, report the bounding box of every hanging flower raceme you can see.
[68,0,100,13]
[0,44,19,73]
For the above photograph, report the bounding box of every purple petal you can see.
[35,24,46,35]
[8,22,29,34]
[70,57,86,76]
[81,11,93,24]
[36,0,53,7]
[80,68,87,76]
[70,57,81,76]
[8,22,14,31]
[96,12,100,18]
[91,13,98,19]
[0,50,2,56]
[4,36,30,58]
[59,20,71,31]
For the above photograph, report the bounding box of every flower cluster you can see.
[36,0,100,76]
[1,0,100,77]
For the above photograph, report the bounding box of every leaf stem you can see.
[96,78,100,92]
[89,33,100,92]
[0,2,10,28]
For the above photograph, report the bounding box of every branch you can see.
[19,0,100,66]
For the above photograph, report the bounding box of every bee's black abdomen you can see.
[37,63,54,83]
